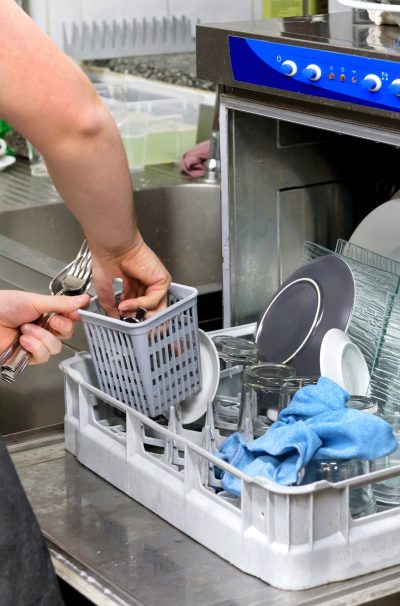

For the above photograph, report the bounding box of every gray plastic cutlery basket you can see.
[79,283,201,417]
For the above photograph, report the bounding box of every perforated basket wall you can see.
[79,283,201,417]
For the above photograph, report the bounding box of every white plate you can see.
[319,328,370,395]
[180,329,220,425]
[0,155,16,172]
[349,198,400,261]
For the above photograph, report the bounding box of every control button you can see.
[281,60,297,77]
[301,64,322,82]
[388,78,400,96]
[360,74,382,92]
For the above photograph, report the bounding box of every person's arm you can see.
[0,0,171,317]
[0,291,90,365]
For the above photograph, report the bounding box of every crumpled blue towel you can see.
[215,377,397,496]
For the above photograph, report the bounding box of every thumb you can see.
[32,293,90,315]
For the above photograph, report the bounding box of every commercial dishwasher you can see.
[196,11,400,327]
[9,10,400,605]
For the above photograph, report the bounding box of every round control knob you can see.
[301,64,322,82]
[388,78,400,96]
[281,60,297,77]
[361,74,382,92]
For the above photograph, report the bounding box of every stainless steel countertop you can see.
[0,159,190,214]
[8,434,400,606]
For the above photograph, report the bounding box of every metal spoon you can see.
[112,279,147,323]
[112,278,124,320]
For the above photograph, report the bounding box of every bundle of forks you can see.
[0,241,92,383]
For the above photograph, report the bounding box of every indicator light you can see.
[351,76,357,83]
[328,72,334,80]
[340,74,345,82]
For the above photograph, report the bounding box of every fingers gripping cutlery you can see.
[0,241,92,383]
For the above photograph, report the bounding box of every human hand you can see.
[0,291,90,365]
[90,234,172,319]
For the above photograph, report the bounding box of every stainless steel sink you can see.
[0,182,222,292]
[0,162,222,435]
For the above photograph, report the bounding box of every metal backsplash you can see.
[62,16,195,60]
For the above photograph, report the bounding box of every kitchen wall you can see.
[26,1,347,59]
[27,0,264,50]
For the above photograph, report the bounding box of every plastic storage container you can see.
[124,87,184,167]
[61,325,400,592]
[78,283,201,417]
[87,70,215,170]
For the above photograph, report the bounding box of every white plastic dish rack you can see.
[60,325,400,592]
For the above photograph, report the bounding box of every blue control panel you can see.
[229,36,400,112]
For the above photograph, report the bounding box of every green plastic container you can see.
[262,0,328,18]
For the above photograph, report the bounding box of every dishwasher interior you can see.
[220,104,400,327]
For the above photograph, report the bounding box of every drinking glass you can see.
[347,395,378,414]
[371,413,400,508]
[302,459,377,519]
[212,336,258,431]
[213,336,258,370]
[26,141,47,176]
[278,376,319,416]
[238,363,295,438]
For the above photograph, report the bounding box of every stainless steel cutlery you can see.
[0,241,92,383]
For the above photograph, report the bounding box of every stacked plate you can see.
[349,197,400,263]
[256,255,355,377]
[178,330,219,425]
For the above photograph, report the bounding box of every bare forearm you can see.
[0,0,171,314]
[44,117,138,257]
[0,0,138,256]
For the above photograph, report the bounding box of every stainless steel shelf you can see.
[10,434,400,606]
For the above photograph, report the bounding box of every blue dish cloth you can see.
[214,377,397,496]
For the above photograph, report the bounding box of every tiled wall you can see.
[28,0,264,48]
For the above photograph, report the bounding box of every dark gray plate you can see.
[255,255,355,376]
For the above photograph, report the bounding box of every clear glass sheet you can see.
[370,293,400,415]
[302,241,400,371]
[335,239,400,277]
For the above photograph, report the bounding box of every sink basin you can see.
[0,182,222,292]
[0,177,222,435]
